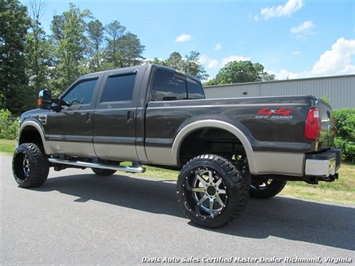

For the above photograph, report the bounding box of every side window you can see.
[187,78,205,99]
[151,69,187,101]
[62,79,97,105]
[101,74,136,102]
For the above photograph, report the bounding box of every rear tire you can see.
[177,154,249,228]
[92,168,116,176]
[12,143,49,188]
[250,177,287,199]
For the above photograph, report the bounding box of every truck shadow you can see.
[36,172,355,251]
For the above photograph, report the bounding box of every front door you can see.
[45,77,99,157]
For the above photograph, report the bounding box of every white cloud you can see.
[199,54,251,74]
[276,38,355,79]
[221,55,251,67]
[175,34,192,42]
[199,55,219,69]
[256,0,303,21]
[214,43,222,50]
[291,20,314,34]
[311,38,355,76]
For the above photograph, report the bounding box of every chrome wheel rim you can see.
[21,153,30,179]
[190,168,228,218]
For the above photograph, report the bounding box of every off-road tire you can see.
[92,168,116,176]
[177,154,249,228]
[250,177,287,199]
[12,143,49,188]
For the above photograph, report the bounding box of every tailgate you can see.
[317,99,335,150]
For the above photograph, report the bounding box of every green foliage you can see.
[0,109,19,139]
[321,96,331,104]
[204,60,275,85]
[147,51,209,80]
[25,0,54,110]
[333,109,355,163]
[87,19,105,72]
[104,20,145,69]
[49,3,91,95]
[0,0,31,115]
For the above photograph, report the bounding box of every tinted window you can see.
[62,79,97,105]
[101,74,136,102]
[187,78,205,99]
[151,69,187,101]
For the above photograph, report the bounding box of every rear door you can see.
[93,70,139,161]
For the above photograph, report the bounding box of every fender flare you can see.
[171,120,257,173]
[19,119,53,155]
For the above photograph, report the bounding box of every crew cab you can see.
[12,64,341,228]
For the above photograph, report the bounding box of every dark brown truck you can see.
[12,64,341,228]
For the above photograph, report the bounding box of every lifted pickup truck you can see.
[12,64,341,228]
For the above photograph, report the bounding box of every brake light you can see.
[305,108,320,141]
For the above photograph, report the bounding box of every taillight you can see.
[304,108,320,141]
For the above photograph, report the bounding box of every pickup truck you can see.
[12,64,341,228]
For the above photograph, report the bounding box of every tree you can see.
[148,51,208,80]
[165,52,185,70]
[49,3,91,95]
[205,60,275,85]
[104,20,145,69]
[183,51,208,80]
[116,32,145,67]
[25,0,53,108]
[0,0,31,115]
[87,19,105,72]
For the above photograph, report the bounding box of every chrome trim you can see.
[48,158,145,173]
[305,158,336,176]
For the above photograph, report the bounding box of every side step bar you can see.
[48,158,146,173]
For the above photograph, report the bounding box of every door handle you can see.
[127,111,134,124]
[85,113,92,123]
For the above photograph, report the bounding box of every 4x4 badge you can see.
[255,107,293,120]
[257,107,292,116]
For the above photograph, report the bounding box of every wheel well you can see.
[19,126,44,151]
[178,127,247,165]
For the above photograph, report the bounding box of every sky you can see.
[22,0,355,80]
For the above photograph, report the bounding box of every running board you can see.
[48,158,146,173]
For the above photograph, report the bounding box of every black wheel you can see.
[250,177,287,199]
[12,143,49,188]
[177,154,249,228]
[92,168,116,176]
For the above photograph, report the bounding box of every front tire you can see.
[177,154,249,228]
[250,177,287,199]
[12,143,49,188]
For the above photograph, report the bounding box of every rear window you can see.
[151,69,204,101]
[187,78,205,99]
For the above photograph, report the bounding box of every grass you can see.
[0,139,16,154]
[1,138,354,205]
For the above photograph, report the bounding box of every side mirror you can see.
[38,90,52,110]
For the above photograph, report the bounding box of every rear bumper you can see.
[305,148,341,181]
